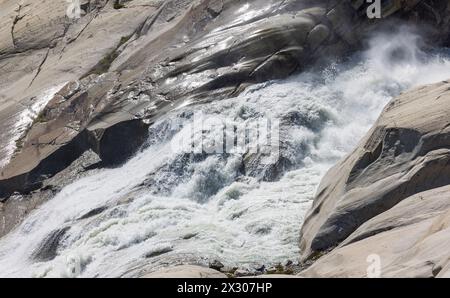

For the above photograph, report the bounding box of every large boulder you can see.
[299,80,450,277]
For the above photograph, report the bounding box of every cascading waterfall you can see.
[1,31,450,277]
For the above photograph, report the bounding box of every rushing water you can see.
[1,31,450,277]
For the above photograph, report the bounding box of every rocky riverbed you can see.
[1,0,450,278]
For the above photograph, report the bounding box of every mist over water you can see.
[1,31,450,277]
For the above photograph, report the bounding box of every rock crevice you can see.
[300,81,450,278]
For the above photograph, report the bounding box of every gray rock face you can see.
[299,81,450,277]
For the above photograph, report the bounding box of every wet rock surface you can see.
[142,264,227,278]
[0,0,450,276]
[3,0,449,200]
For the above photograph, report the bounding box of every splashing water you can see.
[1,32,450,277]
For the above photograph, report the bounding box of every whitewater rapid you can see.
[1,32,450,277]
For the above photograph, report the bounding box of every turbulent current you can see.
[1,32,450,277]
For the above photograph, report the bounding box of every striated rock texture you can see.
[142,265,227,278]
[299,81,450,278]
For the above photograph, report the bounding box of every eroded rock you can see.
[299,81,450,277]
[142,265,227,278]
